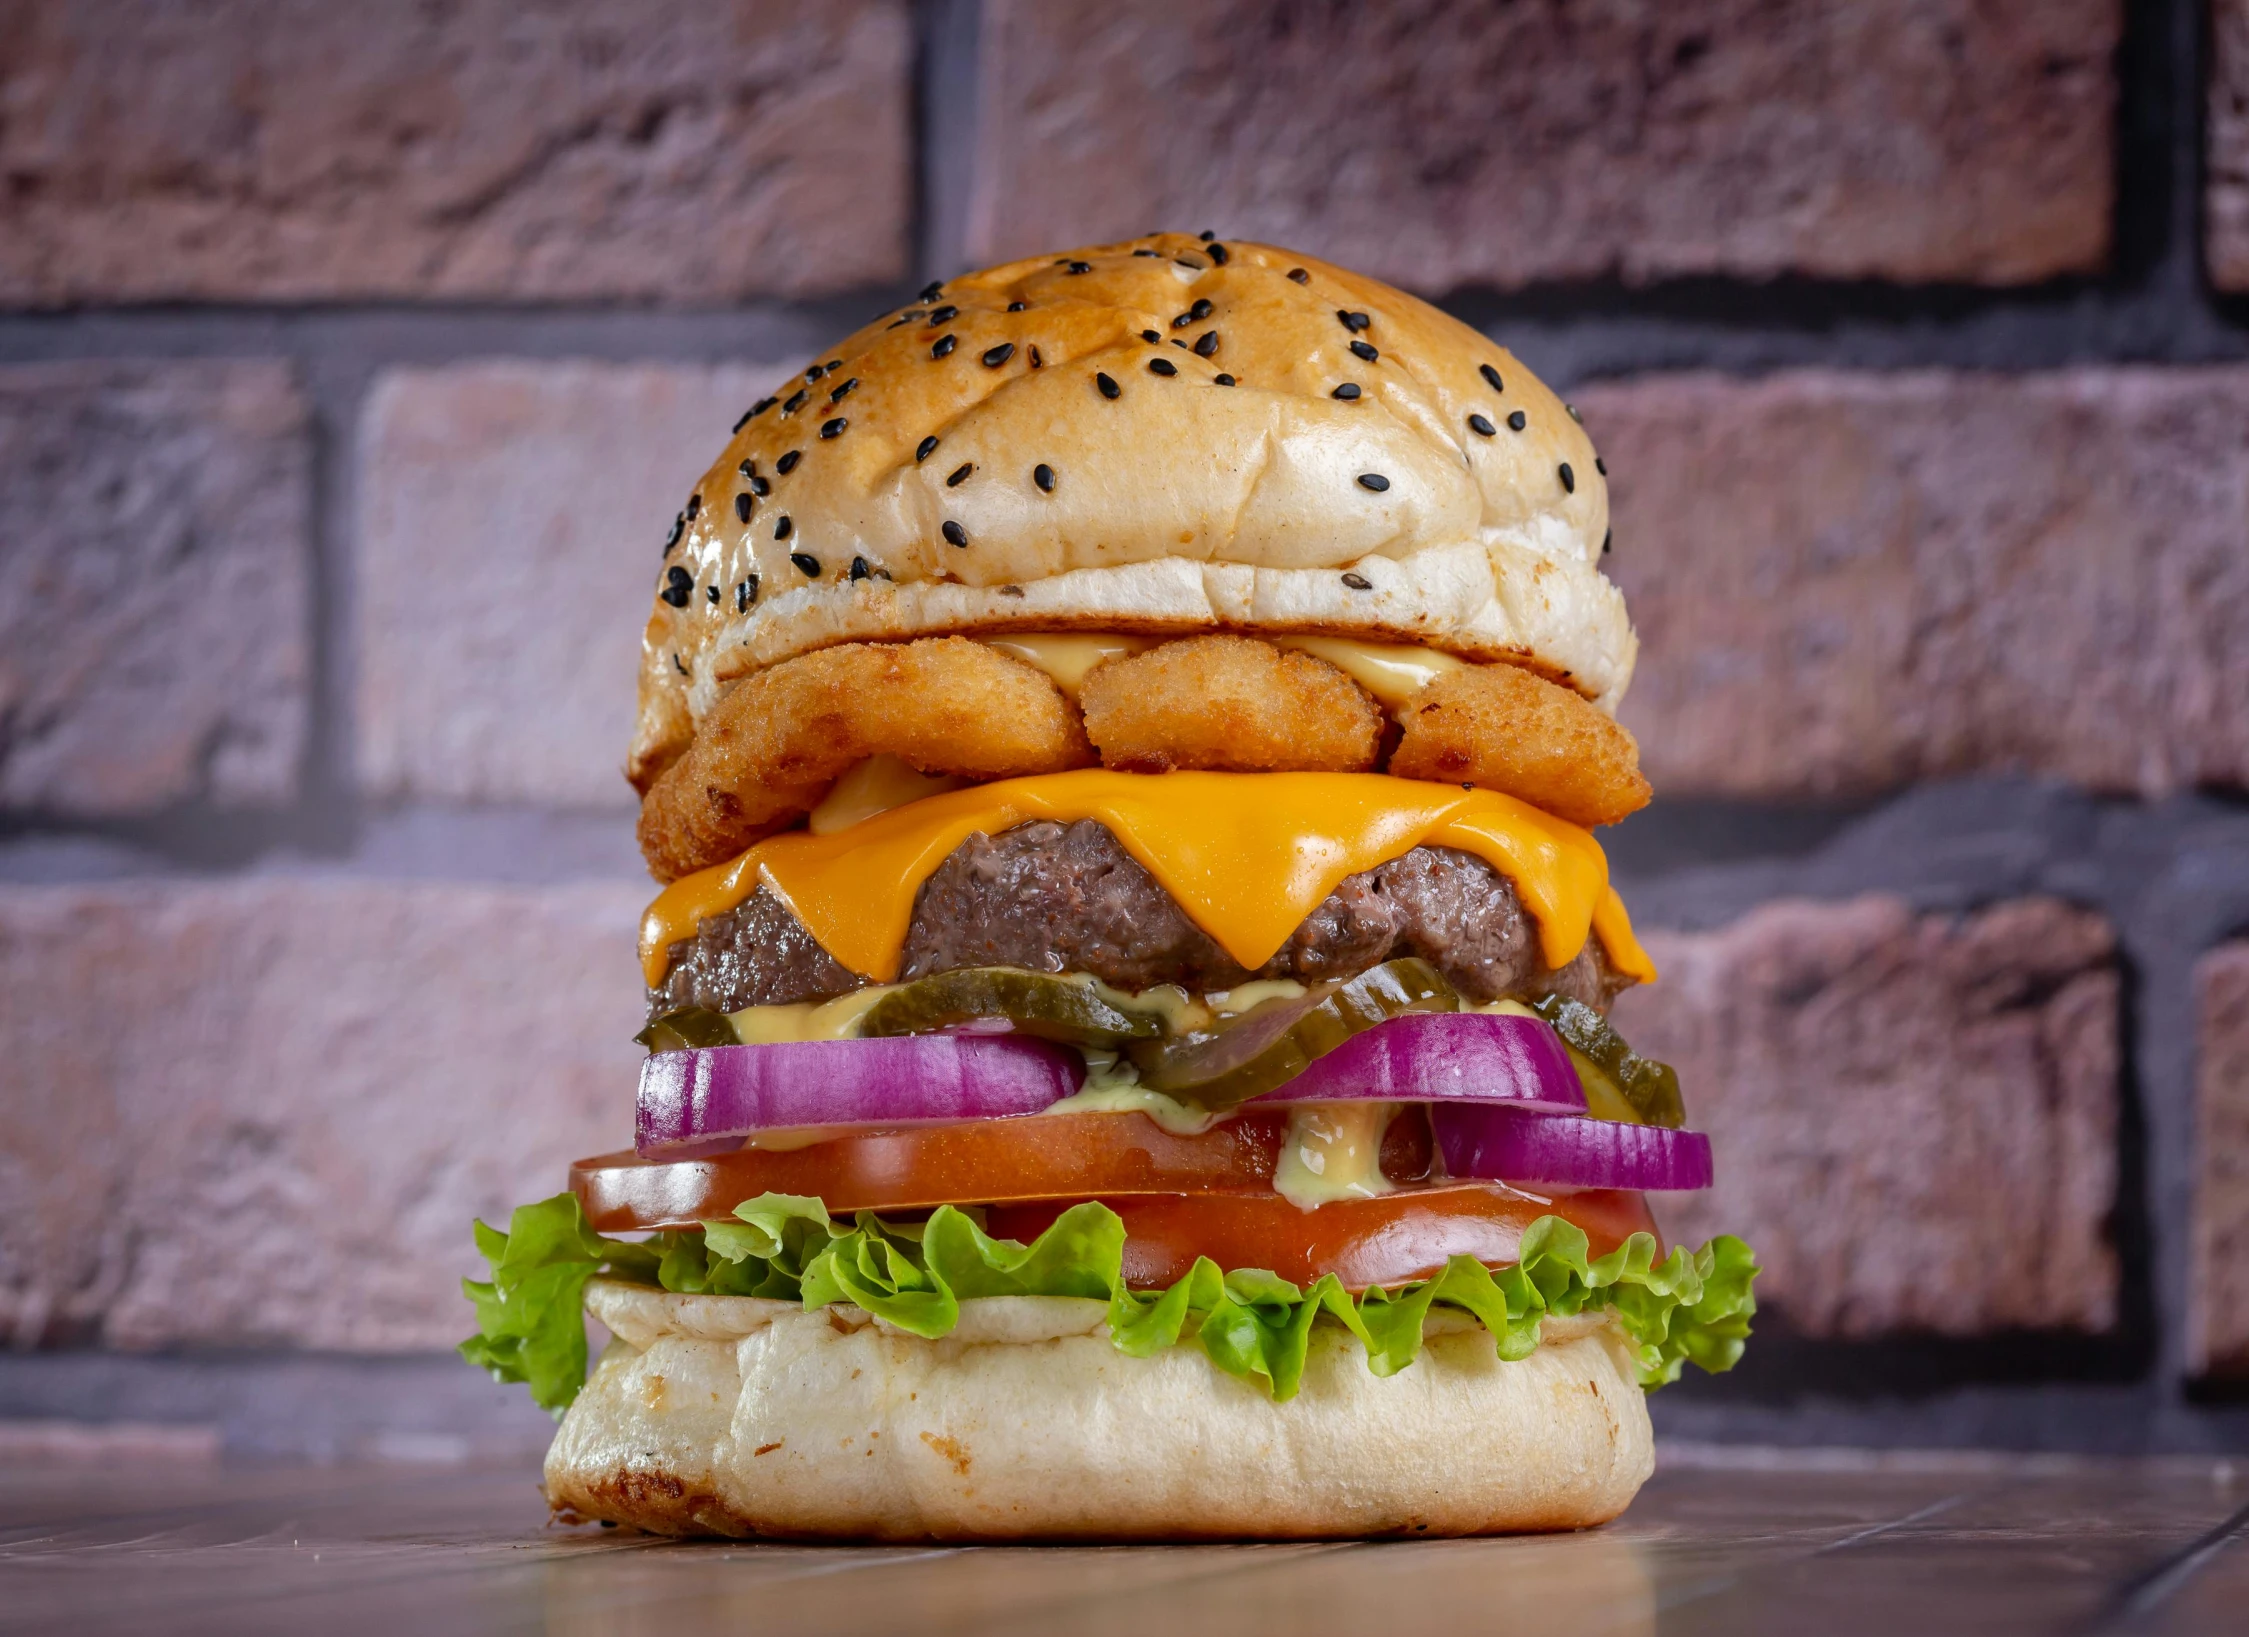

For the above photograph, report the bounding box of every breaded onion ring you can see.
[1079,635,1383,775]
[1390,663,1650,828]
[637,638,1094,881]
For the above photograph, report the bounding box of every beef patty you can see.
[650,820,1633,1019]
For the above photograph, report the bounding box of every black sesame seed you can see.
[1602,528,1613,555]
[1171,311,1193,328]
[942,520,968,547]
[673,653,688,675]
[1008,300,1029,311]
[1506,410,1527,432]
[1066,260,1093,273]
[737,575,758,611]
[782,389,807,413]
[915,435,939,463]
[1028,344,1042,368]
[928,304,958,324]
[663,513,684,554]
[918,281,944,303]
[739,458,757,477]
[1199,230,1216,242]
[1034,462,1055,492]
[790,551,820,576]
[1170,338,1188,349]
[1096,372,1121,399]
[775,515,793,540]
[820,417,847,439]
[1190,299,1214,320]
[850,556,870,581]
[1566,403,1583,424]
[1214,373,1236,386]
[733,397,773,431]
[1357,473,1390,492]
[1468,414,1496,437]
[947,462,973,487]
[1148,357,1177,377]
[1207,242,1229,265]
[1338,310,1371,333]
[1480,363,1504,393]
[887,310,924,328]
[805,364,826,383]
[1341,571,1373,590]
[1349,339,1378,362]
[1194,330,1220,357]
[777,450,802,474]
[1595,457,1607,476]
[1175,258,1203,271]
[1558,462,1575,493]
[1139,329,1160,343]
[734,492,753,524]
[828,377,858,404]
[1288,267,1310,283]
[932,334,957,359]
[661,565,693,607]
[1332,382,1361,400]
[822,360,840,373]
[982,342,1016,368]
[705,582,720,605]
[685,494,701,520]
[750,475,770,496]
[1133,248,1161,257]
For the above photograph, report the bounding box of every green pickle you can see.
[1124,958,1458,1111]
[634,1007,741,1052]
[1532,994,1687,1128]
[856,967,1166,1048]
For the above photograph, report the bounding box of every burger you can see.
[460,234,1758,1540]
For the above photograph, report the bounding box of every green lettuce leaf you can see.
[460,1191,1759,1414]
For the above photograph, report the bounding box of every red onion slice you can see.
[1433,1104,1715,1192]
[638,1035,1085,1159]
[1253,1012,1586,1113]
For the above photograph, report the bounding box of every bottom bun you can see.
[544,1280,1654,1541]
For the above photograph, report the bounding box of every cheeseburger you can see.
[462,234,1757,1540]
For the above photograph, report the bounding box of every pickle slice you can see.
[856,967,1165,1048]
[1124,958,1458,1111]
[1532,995,1687,1128]
[635,1007,741,1052]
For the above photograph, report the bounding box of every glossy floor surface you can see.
[2,1449,2245,1635]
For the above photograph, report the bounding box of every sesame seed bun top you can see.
[632,233,1631,790]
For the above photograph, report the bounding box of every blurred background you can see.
[0,0,2245,1467]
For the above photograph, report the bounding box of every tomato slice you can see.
[573,1109,1435,1233]
[989,1187,1659,1291]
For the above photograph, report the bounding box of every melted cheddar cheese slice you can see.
[640,770,1654,989]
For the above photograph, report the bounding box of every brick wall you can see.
[2,0,2245,1461]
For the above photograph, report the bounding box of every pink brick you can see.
[2212,0,2249,289]
[2190,942,2249,1378]
[0,360,309,812]
[356,361,778,807]
[1579,369,2249,800]
[0,1,910,305]
[0,878,645,1351]
[969,0,2117,291]
[1613,897,2119,1338]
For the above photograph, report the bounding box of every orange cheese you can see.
[640,770,1655,989]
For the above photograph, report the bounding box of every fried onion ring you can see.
[1079,635,1383,775]
[637,638,1094,880]
[1390,663,1650,828]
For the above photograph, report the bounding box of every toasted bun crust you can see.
[545,1281,1653,1541]
[632,234,1630,787]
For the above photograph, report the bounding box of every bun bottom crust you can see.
[543,1287,1653,1541]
